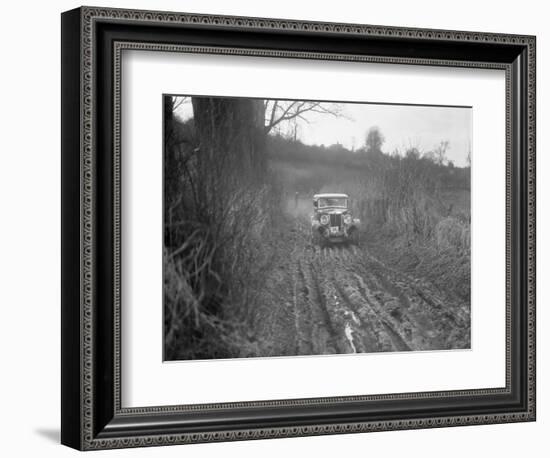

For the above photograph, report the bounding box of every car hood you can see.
[317,208,348,215]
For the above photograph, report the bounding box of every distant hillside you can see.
[266,134,470,192]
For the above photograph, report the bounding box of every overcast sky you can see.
[174,97,472,167]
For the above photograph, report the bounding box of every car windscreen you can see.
[318,198,347,208]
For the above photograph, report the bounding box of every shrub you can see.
[435,216,470,253]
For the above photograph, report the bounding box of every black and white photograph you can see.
[53,2,539,452]
[163,95,472,361]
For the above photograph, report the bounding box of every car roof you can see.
[313,193,349,199]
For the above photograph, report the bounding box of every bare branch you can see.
[263,100,343,134]
[267,100,278,132]
[172,96,188,111]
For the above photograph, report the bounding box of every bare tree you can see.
[432,140,450,166]
[263,100,343,135]
[172,96,188,111]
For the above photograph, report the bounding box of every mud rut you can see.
[275,227,470,356]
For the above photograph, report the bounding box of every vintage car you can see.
[311,193,360,245]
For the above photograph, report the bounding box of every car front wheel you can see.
[348,229,359,245]
[311,229,324,246]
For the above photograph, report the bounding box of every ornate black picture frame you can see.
[61,6,536,450]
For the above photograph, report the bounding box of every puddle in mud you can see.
[344,322,357,353]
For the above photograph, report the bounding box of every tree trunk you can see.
[191,97,266,223]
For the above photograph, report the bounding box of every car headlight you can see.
[344,214,352,225]
[320,214,330,225]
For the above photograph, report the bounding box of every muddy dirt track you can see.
[259,217,471,356]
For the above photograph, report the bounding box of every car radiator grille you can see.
[330,214,342,227]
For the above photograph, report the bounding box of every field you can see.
[245,214,470,358]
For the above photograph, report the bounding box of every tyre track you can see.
[303,259,339,354]
[332,253,410,352]
[291,254,315,355]
[308,248,358,354]
[276,221,470,356]
[347,248,469,350]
